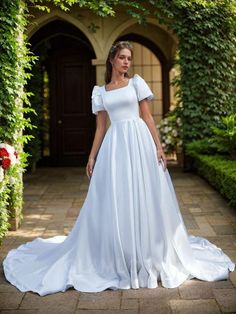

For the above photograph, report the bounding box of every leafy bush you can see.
[187,114,236,159]
[186,139,217,156]
[210,114,236,159]
[187,153,236,207]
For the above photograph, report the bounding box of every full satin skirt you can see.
[3,117,235,296]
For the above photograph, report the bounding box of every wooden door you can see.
[49,40,96,166]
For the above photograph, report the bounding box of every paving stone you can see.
[37,308,76,314]
[182,215,199,229]
[194,216,216,236]
[78,291,121,310]
[218,208,236,221]
[0,292,24,310]
[0,238,17,247]
[75,310,138,314]
[223,250,236,263]
[20,290,78,311]
[189,207,202,214]
[139,298,171,314]
[209,279,234,289]
[42,231,62,237]
[212,225,236,236]
[206,214,231,226]
[206,236,236,250]
[170,299,221,314]
[121,298,139,309]
[79,184,89,191]
[213,288,236,312]
[122,287,179,300]
[230,270,236,287]
[66,208,80,218]
[0,282,23,294]
[0,311,37,314]
[179,281,214,299]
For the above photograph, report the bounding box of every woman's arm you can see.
[86,111,108,178]
[139,99,167,170]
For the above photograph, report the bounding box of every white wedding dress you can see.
[3,74,235,296]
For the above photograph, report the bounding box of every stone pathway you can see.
[0,167,236,314]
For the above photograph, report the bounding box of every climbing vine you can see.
[0,0,35,242]
[165,0,236,143]
[25,59,44,172]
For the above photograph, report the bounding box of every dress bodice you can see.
[91,74,154,123]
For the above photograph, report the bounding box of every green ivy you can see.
[0,180,11,242]
[152,0,236,143]
[0,0,35,242]
[25,59,44,172]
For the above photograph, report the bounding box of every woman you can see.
[3,41,234,296]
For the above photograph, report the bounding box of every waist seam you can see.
[110,116,141,124]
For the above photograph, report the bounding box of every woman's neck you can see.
[110,73,127,85]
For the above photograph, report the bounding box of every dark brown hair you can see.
[104,41,133,84]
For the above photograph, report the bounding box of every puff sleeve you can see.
[91,86,105,115]
[133,74,154,102]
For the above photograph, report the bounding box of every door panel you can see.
[49,40,96,166]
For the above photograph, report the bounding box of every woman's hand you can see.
[139,100,167,171]
[86,158,96,179]
[86,111,107,180]
[157,148,167,171]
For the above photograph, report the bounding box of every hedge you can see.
[189,153,236,207]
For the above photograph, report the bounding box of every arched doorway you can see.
[29,20,96,167]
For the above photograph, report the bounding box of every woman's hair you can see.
[104,41,133,84]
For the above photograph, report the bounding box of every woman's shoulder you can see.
[91,85,103,98]
[131,74,148,87]
[132,73,143,80]
[132,73,146,83]
[131,74,154,101]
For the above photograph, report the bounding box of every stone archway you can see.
[27,9,179,163]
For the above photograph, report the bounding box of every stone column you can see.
[92,59,106,85]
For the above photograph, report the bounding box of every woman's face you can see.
[111,48,132,75]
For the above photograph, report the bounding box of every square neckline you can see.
[103,78,131,92]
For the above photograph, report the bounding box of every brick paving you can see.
[0,167,236,314]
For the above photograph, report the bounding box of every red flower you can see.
[2,158,11,169]
[0,148,9,157]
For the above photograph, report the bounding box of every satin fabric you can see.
[3,74,235,296]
